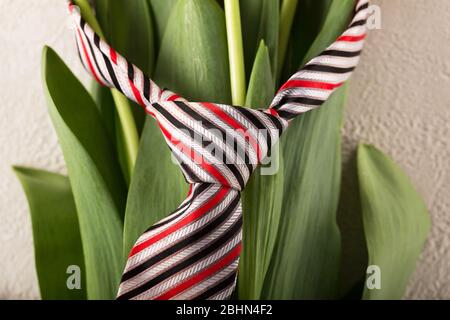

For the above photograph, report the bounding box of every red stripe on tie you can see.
[157,124,229,187]
[110,48,118,65]
[338,34,366,42]
[202,102,262,162]
[154,243,241,300]
[280,80,343,91]
[168,94,181,101]
[129,80,146,107]
[129,187,230,257]
[76,29,106,87]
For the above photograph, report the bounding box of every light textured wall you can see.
[0,0,448,299]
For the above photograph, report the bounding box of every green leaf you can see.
[245,41,275,109]
[42,46,126,299]
[358,144,430,300]
[123,118,188,259]
[263,85,347,299]
[280,0,351,80]
[239,41,283,299]
[13,167,86,300]
[148,0,180,48]
[301,0,354,65]
[240,0,279,77]
[91,84,116,141]
[154,0,231,103]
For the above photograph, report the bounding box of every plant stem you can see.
[111,89,139,181]
[73,0,139,181]
[224,0,246,106]
[277,0,298,78]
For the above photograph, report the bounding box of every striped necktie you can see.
[68,0,369,300]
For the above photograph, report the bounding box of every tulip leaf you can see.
[149,0,180,48]
[43,46,126,299]
[239,41,283,299]
[240,0,279,77]
[154,0,231,103]
[358,144,431,300]
[280,0,352,80]
[245,41,275,109]
[90,84,116,141]
[263,85,346,299]
[13,167,86,300]
[301,0,354,65]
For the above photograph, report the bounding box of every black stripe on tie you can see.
[153,103,246,189]
[81,25,108,84]
[127,60,134,82]
[117,211,243,300]
[93,38,124,94]
[356,2,369,14]
[194,272,236,300]
[276,110,297,121]
[302,64,356,74]
[350,19,367,28]
[75,41,88,71]
[175,101,254,175]
[234,107,272,152]
[121,193,240,282]
[179,162,202,183]
[321,49,362,58]
[143,78,151,102]
[144,183,210,233]
[273,96,324,112]
[265,112,285,136]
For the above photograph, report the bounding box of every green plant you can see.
[14,0,430,300]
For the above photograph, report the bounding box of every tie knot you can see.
[149,101,288,191]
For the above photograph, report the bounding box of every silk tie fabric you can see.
[68,0,369,300]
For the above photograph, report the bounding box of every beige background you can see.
[0,0,449,299]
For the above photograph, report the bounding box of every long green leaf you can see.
[91,84,116,141]
[43,47,125,299]
[148,0,179,48]
[358,144,430,299]
[300,0,354,65]
[240,0,279,77]
[13,167,86,300]
[245,41,275,109]
[263,86,346,299]
[239,42,283,299]
[279,0,344,81]
[154,0,231,103]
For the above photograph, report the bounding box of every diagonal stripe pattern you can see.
[67,0,369,300]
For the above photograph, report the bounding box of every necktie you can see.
[68,0,369,300]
